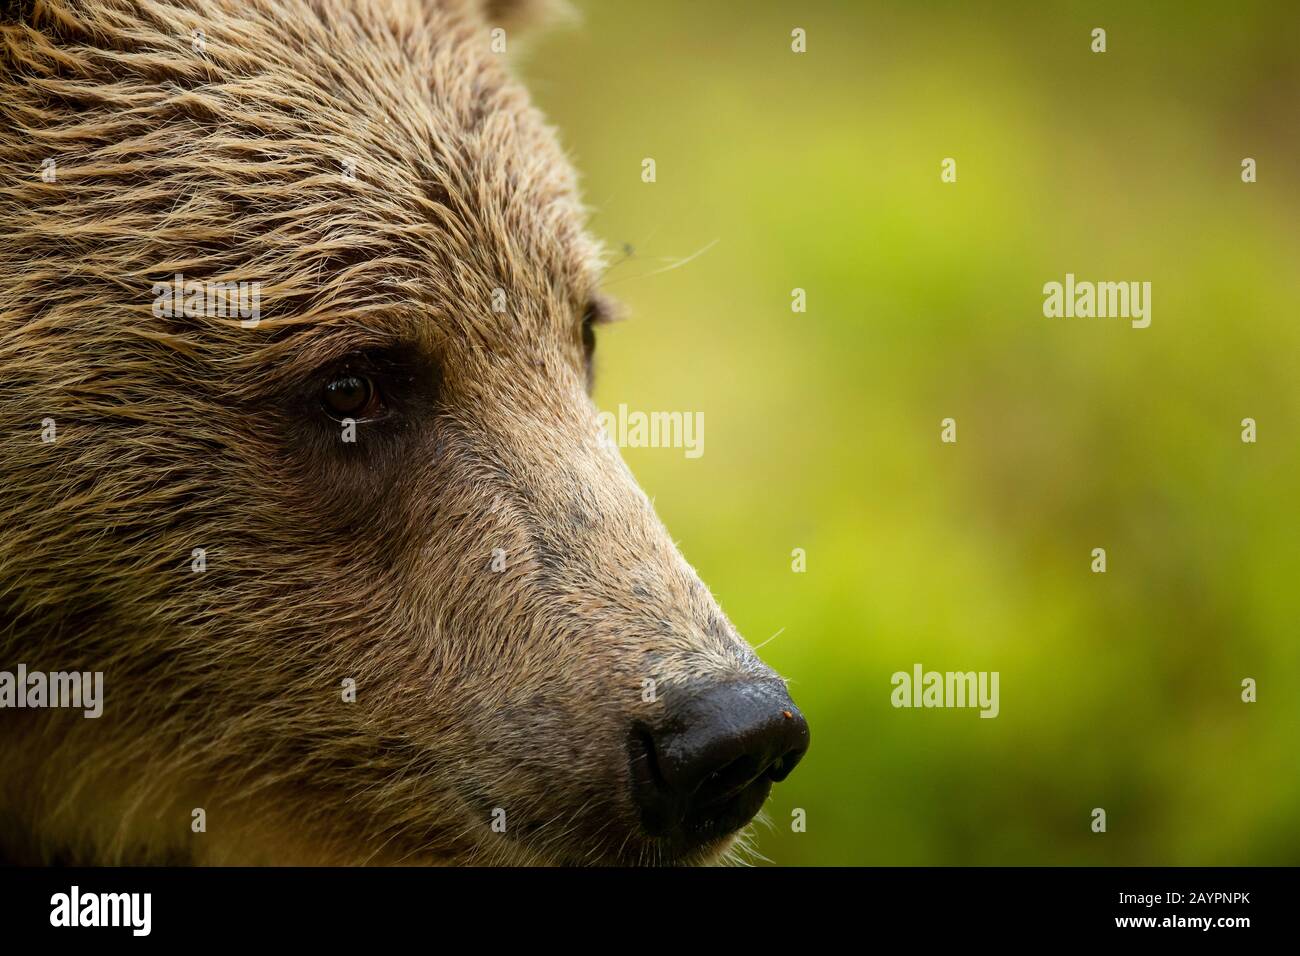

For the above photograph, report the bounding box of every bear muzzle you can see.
[627,679,810,855]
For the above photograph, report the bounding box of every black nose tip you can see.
[630,680,810,846]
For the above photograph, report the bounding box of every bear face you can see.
[0,0,807,865]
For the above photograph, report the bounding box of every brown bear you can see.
[0,0,808,865]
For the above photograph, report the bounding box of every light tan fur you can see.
[0,0,776,865]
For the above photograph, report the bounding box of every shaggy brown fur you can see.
[0,0,788,865]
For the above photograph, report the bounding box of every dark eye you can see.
[578,295,620,391]
[322,373,381,420]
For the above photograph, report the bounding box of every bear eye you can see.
[322,373,381,420]
[581,309,597,362]
[580,295,619,367]
[576,294,621,393]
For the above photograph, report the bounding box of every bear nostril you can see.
[694,754,765,808]
[628,680,810,847]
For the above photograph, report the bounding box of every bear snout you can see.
[627,679,810,854]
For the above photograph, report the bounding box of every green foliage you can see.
[524,0,1300,864]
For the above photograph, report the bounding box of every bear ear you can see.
[478,0,576,35]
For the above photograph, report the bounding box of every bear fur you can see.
[0,0,782,865]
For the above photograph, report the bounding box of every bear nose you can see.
[629,680,810,847]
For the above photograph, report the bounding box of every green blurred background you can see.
[519,1,1300,864]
